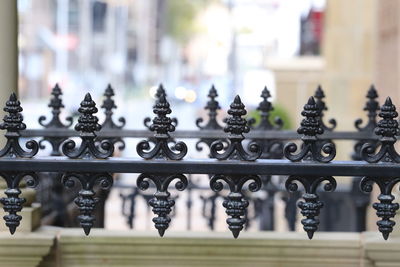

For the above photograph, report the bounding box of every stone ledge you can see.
[0,226,56,267]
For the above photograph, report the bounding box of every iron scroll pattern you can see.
[248,86,284,159]
[38,84,73,156]
[136,173,188,237]
[62,172,113,235]
[143,84,178,130]
[195,85,225,153]
[61,93,114,235]
[136,92,187,160]
[283,96,337,239]
[99,84,126,151]
[210,174,262,238]
[210,95,262,160]
[314,85,337,131]
[352,85,380,160]
[62,93,114,159]
[360,97,400,240]
[0,93,39,234]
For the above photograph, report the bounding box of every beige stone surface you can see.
[57,229,363,267]
[0,204,41,233]
[0,226,55,267]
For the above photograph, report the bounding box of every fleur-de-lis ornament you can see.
[283,96,336,239]
[137,93,187,160]
[314,85,336,131]
[195,85,225,153]
[100,84,126,150]
[0,93,39,234]
[210,95,261,160]
[360,97,400,240]
[38,84,73,155]
[0,93,38,158]
[284,97,336,162]
[144,84,178,129]
[248,86,284,159]
[61,93,114,235]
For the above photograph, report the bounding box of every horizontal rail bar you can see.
[21,129,378,140]
[0,157,395,177]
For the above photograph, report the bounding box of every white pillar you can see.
[0,0,18,144]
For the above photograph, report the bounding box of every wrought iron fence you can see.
[0,83,398,241]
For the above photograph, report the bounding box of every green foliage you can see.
[165,0,201,43]
[247,103,293,130]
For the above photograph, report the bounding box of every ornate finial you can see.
[361,97,400,162]
[210,174,261,238]
[137,173,187,236]
[285,175,336,239]
[99,84,126,150]
[39,84,73,129]
[62,93,114,159]
[210,95,261,160]
[62,172,113,235]
[195,85,225,153]
[313,85,336,131]
[101,84,126,129]
[249,86,283,130]
[355,85,380,131]
[0,93,38,158]
[196,85,223,130]
[137,93,187,160]
[284,97,336,162]
[144,84,178,129]
[38,84,73,155]
[0,172,38,234]
[360,176,400,240]
[247,86,284,159]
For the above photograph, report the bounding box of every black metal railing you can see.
[28,84,377,233]
[1,83,397,241]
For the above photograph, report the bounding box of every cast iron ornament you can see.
[210,95,262,160]
[62,172,113,235]
[62,93,114,159]
[210,174,261,238]
[314,85,337,131]
[284,97,336,162]
[137,93,187,160]
[137,173,187,236]
[0,93,38,158]
[100,84,126,150]
[285,175,337,239]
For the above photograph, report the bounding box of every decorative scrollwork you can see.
[360,176,400,240]
[249,86,283,130]
[247,87,284,159]
[284,97,336,162]
[210,174,261,238]
[98,84,126,151]
[0,93,38,158]
[62,172,113,235]
[38,85,72,155]
[39,84,73,129]
[137,173,187,236]
[101,84,126,129]
[285,175,336,239]
[137,93,187,160]
[361,97,400,163]
[355,85,380,132]
[210,95,262,160]
[144,84,178,129]
[196,85,223,130]
[196,85,226,153]
[0,172,38,234]
[314,85,336,131]
[62,93,114,159]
